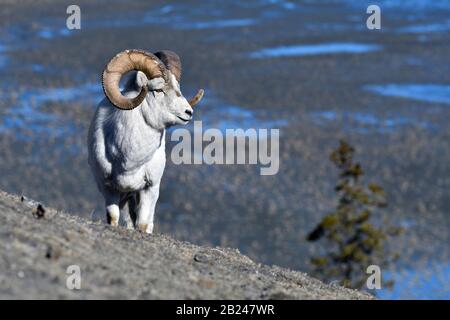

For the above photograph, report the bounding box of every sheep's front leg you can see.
[104,190,120,227]
[136,184,160,234]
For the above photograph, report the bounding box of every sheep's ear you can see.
[147,77,165,90]
[136,71,149,88]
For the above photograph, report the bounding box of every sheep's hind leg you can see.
[104,190,120,227]
[136,185,159,234]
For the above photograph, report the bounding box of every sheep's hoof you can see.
[109,219,119,227]
[107,214,119,227]
[137,224,148,233]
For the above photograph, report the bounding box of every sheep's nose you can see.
[185,109,193,117]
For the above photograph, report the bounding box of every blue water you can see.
[177,91,287,136]
[210,106,287,134]
[30,64,46,73]
[37,27,72,39]
[3,0,449,44]
[0,43,52,73]
[248,43,382,58]
[174,18,256,30]
[366,84,450,105]
[311,110,433,133]
[0,42,9,69]
[211,95,286,131]
[1,106,74,139]
[0,83,102,138]
[332,0,450,11]
[7,0,448,45]
[378,262,450,300]
[399,20,450,33]
[29,2,260,39]
[11,83,102,106]
[269,0,296,10]
[0,56,7,69]
[0,82,287,140]
[142,3,261,30]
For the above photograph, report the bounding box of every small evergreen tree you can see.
[307,140,401,289]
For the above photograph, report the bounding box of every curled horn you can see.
[102,49,167,110]
[155,50,182,83]
[155,50,204,107]
[188,89,204,107]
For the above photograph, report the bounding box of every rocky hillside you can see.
[0,190,372,299]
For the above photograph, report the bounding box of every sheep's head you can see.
[102,49,204,126]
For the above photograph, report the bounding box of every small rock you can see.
[267,289,294,300]
[198,278,215,289]
[45,244,62,260]
[32,204,46,219]
[194,252,209,263]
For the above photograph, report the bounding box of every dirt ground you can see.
[0,190,372,299]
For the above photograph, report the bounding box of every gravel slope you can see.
[0,190,371,299]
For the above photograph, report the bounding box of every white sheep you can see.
[88,49,204,233]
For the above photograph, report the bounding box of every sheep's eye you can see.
[152,88,164,93]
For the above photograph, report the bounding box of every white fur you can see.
[88,71,193,233]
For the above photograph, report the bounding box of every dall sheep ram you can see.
[88,49,204,233]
